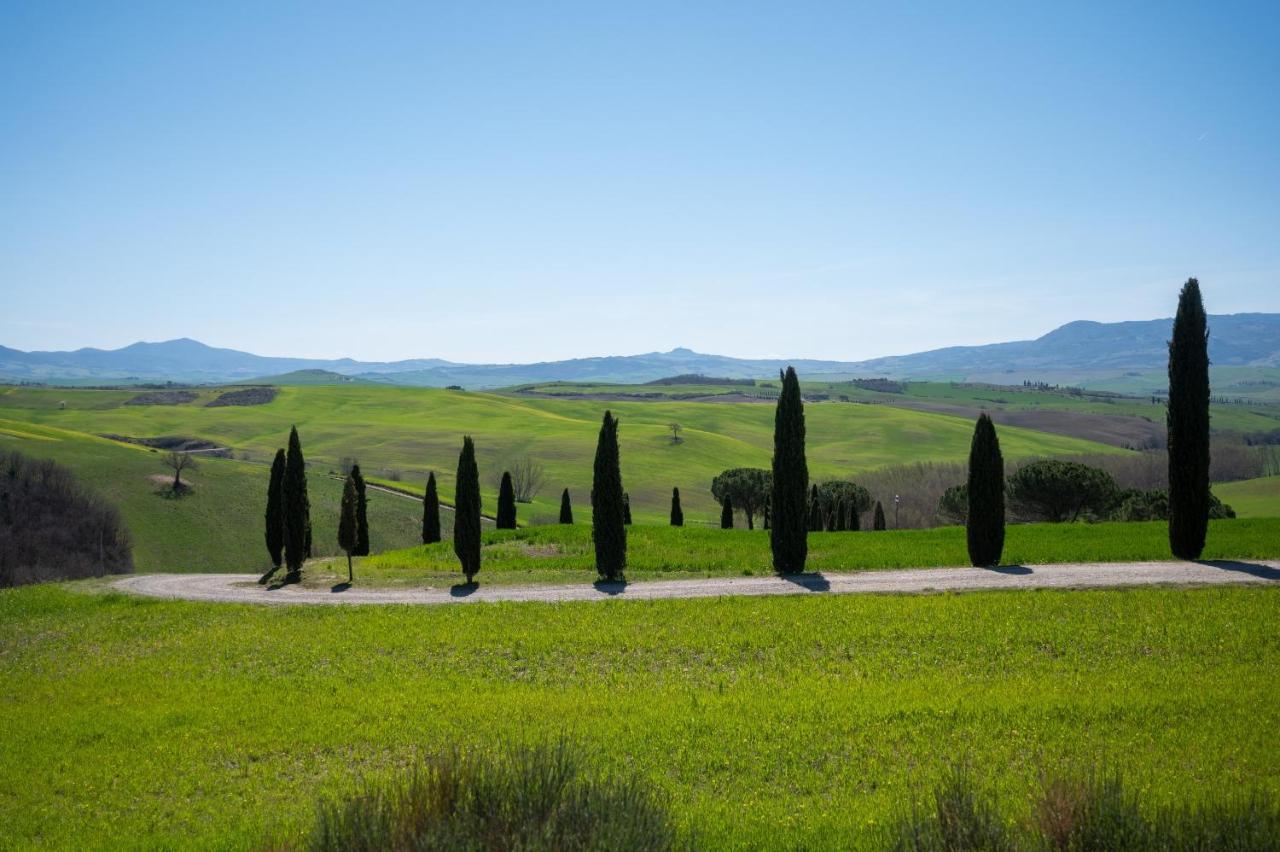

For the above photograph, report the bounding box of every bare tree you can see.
[668,422,683,444]
[507,455,545,503]
[162,451,198,493]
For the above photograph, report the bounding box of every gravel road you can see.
[113,560,1280,606]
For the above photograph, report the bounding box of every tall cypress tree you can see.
[849,501,861,532]
[453,436,482,582]
[832,499,846,531]
[338,473,358,583]
[720,496,733,529]
[873,501,886,531]
[559,488,573,524]
[496,471,517,529]
[966,414,1005,567]
[670,487,684,526]
[1168,278,1211,560]
[591,411,626,580]
[422,472,441,544]
[282,426,311,582]
[263,447,285,572]
[622,493,633,525]
[770,367,808,573]
[350,463,369,556]
[808,484,823,531]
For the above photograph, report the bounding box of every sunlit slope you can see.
[2,384,1125,525]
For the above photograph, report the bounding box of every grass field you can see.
[1,582,1276,848]
[1214,475,1280,518]
[0,383,1123,530]
[328,518,1280,588]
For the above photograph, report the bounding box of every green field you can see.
[1,582,1276,848]
[0,383,1123,532]
[1215,476,1280,518]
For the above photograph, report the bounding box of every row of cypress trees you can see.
[261,426,312,584]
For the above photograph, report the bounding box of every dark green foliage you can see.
[282,426,311,582]
[710,468,770,530]
[670,488,683,526]
[815,481,872,531]
[298,740,680,852]
[832,499,846,532]
[350,463,369,556]
[937,484,967,525]
[337,473,358,583]
[762,503,770,530]
[720,496,733,529]
[1168,278,1211,559]
[264,448,285,569]
[559,488,573,524]
[1112,488,1236,523]
[421,472,441,544]
[873,501,887,531]
[1008,460,1118,523]
[453,436,482,582]
[808,485,823,531]
[496,471,517,530]
[623,493,633,526]
[966,414,1005,568]
[591,411,627,581]
[848,500,861,532]
[770,366,808,574]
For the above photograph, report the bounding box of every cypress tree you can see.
[966,414,1005,567]
[832,499,846,531]
[720,496,733,529]
[1168,278,1211,560]
[350,463,369,556]
[770,367,808,573]
[282,426,311,583]
[808,484,823,531]
[849,501,861,531]
[873,501,886,531]
[591,411,626,581]
[338,473,358,583]
[762,503,770,530]
[453,436,482,582]
[559,488,573,524]
[421,472,441,544]
[263,448,285,572]
[670,487,684,526]
[622,493,633,525]
[496,471,517,529]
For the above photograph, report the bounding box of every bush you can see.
[0,449,133,586]
[293,741,681,852]
[1007,460,1117,523]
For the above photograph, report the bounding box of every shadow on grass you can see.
[450,581,479,597]
[592,578,627,596]
[780,573,831,592]
[330,582,352,593]
[1197,560,1280,581]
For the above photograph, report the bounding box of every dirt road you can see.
[113,560,1280,606]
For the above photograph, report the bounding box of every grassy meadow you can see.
[1215,475,1280,518]
[0,382,1121,532]
[1,582,1277,848]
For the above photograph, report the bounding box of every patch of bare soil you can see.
[206,387,277,407]
[125,390,198,405]
[103,434,230,456]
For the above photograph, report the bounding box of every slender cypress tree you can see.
[559,488,573,524]
[453,436,482,582]
[350,463,370,556]
[282,426,311,582]
[1168,278,1211,560]
[762,503,770,530]
[720,496,733,529]
[770,369,808,573]
[808,484,823,531]
[873,501,886,531]
[833,499,846,531]
[591,411,627,580]
[263,448,285,572]
[849,501,861,532]
[496,471,517,529]
[622,493,633,526]
[670,487,684,526]
[338,473,358,583]
[966,414,1005,567]
[421,472,441,544]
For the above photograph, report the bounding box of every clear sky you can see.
[2,1,1278,362]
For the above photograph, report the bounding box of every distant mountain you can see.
[2,313,1277,388]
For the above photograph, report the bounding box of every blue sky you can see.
[2,1,1277,362]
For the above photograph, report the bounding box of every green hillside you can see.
[1214,476,1280,518]
[0,383,1124,528]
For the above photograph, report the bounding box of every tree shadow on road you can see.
[450,581,479,597]
[592,579,627,596]
[1196,560,1280,581]
[780,573,831,592]
[330,582,351,593]
[984,565,1033,575]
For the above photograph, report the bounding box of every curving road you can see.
[112,560,1280,606]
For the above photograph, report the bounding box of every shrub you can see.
[0,450,133,587]
[938,484,967,525]
[295,741,681,852]
[1007,460,1117,523]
